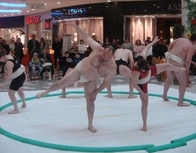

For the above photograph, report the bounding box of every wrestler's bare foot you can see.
[104,94,113,98]
[177,102,190,107]
[21,103,26,108]
[162,95,169,101]
[36,92,45,99]
[88,126,97,133]
[8,109,19,114]
[128,94,137,98]
[141,125,147,132]
[59,95,66,98]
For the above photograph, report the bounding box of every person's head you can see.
[40,41,45,47]
[16,37,21,43]
[105,37,109,42]
[100,46,115,63]
[75,53,80,59]
[125,37,130,43]
[33,52,38,59]
[32,34,36,40]
[92,35,97,41]
[54,36,58,42]
[190,33,196,45]
[80,39,84,44]
[0,49,6,62]
[136,55,149,71]
[70,47,75,53]
[163,39,167,45]
[135,39,142,45]
[147,37,151,41]
[64,52,69,57]
[112,38,116,44]
[43,48,48,54]
[40,37,45,42]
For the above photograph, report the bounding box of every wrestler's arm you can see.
[128,50,134,69]
[72,24,103,53]
[97,71,116,93]
[185,48,195,77]
[139,36,159,59]
[1,61,13,89]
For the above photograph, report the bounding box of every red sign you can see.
[191,19,196,25]
[45,19,51,30]
[26,16,41,24]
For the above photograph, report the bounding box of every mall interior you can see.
[0,0,196,153]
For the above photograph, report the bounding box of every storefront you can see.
[25,11,52,48]
[0,16,25,44]
[51,0,181,45]
[123,0,181,43]
[23,11,53,66]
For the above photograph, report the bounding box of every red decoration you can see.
[26,16,41,24]
[191,19,196,25]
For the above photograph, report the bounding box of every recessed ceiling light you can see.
[44,3,47,6]
[18,13,21,14]
[57,2,61,4]
[11,14,14,15]
[27,10,30,12]
[4,15,7,16]
[32,9,35,11]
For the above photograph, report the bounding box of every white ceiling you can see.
[0,0,140,18]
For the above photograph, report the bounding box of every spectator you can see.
[52,36,62,69]
[29,52,43,80]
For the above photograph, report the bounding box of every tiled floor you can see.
[0,68,195,94]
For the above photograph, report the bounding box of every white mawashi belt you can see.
[165,52,184,65]
[137,69,151,84]
[11,64,25,79]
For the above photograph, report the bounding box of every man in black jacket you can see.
[27,34,39,60]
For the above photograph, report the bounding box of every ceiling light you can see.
[44,3,47,6]
[0,10,22,13]
[27,10,30,12]
[0,3,26,7]
[107,0,111,2]
[57,2,61,4]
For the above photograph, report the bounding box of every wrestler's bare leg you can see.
[119,65,137,98]
[8,89,19,114]
[84,81,97,133]
[59,68,73,98]
[163,71,175,101]
[36,67,80,99]
[155,63,184,101]
[156,63,185,74]
[174,71,190,106]
[140,93,148,131]
[17,87,26,108]
[128,80,137,98]
[104,81,113,98]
